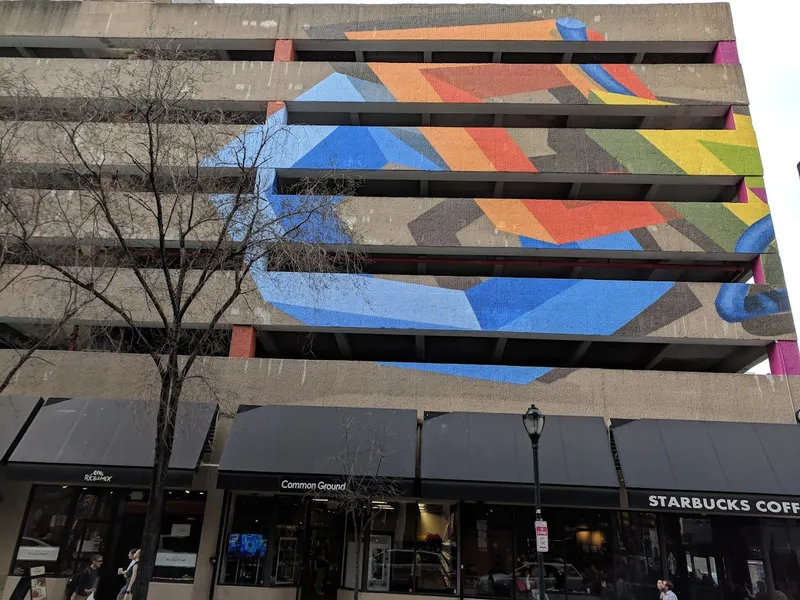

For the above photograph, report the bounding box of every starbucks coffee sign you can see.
[280,479,346,493]
[629,491,800,516]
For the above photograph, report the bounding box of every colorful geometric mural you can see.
[202,15,792,347]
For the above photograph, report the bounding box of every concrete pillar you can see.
[228,326,257,358]
[274,39,296,62]
[713,41,740,64]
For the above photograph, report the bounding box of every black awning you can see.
[613,419,800,517]
[420,412,619,507]
[0,396,43,463]
[6,397,217,487]
[217,405,417,492]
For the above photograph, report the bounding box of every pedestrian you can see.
[124,549,140,600]
[313,540,330,595]
[116,548,138,600]
[657,580,665,600]
[70,555,103,600]
[663,580,678,600]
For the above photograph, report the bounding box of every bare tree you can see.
[322,418,403,600]
[0,43,358,600]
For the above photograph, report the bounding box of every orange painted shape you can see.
[425,64,572,99]
[466,128,537,173]
[421,71,482,103]
[523,200,671,244]
[368,64,444,103]
[601,64,657,100]
[345,20,557,41]
[422,128,496,171]
[556,64,598,99]
[476,199,555,243]
[586,29,605,41]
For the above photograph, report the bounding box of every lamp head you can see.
[522,404,546,443]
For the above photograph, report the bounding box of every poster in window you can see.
[367,535,391,592]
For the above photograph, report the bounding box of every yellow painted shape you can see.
[591,90,674,106]
[345,20,557,41]
[367,64,443,103]
[422,128,496,171]
[723,192,771,226]
[638,114,760,175]
[476,199,555,243]
[557,64,598,100]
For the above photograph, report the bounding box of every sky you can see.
[218,0,800,372]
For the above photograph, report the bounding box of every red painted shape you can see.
[737,179,749,203]
[465,128,537,172]
[421,71,482,103]
[424,64,571,99]
[229,326,257,358]
[723,107,736,130]
[586,29,605,41]
[274,39,296,62]
[751,187,768,204]
[601,64,657,100]
[266,100,286,117]
[522,200,671,244]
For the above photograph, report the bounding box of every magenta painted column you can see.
[713,41,740,64]
[769,341,800,375]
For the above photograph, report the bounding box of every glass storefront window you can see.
[366,502,417,593]
[13,486,206,585]
[462,504,515,598]
[415,502,458,595]
[15,486,73,574]
[614,512,662,600]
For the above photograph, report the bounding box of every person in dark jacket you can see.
[71,555,103,600]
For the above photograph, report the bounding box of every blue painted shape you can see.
[735,215,775,254]
[367,128,445,171]
[376,362,553,385]
[257,272,482,330]
[272,304,467,330]
[501,279,673,335]
[465,278,579,331]
[295,72,366,103]
[347,75,396,103]
[386,128,450,170]
[555,17,635,97]
[267,194,352,244]
[519,230,643,251]
[715,283,791,323]
[292,127,388,170]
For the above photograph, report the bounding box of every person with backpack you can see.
[66,555,103,600]
[122,549,140,600]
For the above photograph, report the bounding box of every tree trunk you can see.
[132,353,183,600]
[352,513,361,600]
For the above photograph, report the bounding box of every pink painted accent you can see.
[752,188,768,204]
[752,256,766,284]
[736,179,749,203]
[723,107,736,130]
[713,41,740,64]
[769,341,800,375]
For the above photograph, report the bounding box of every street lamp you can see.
[522,404,546,600]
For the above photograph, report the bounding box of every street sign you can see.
[535,520,549,552]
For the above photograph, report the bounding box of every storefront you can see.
[5,402,800,600]
[0,396,217,600]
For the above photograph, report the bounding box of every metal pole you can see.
[533,442,545,600]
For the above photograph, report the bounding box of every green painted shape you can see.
[587,90,604,105]
[699,139,763,175]
[669,202,747,252]
[745,176,765,188]
[761,253,786,287]
[586,130,686,175]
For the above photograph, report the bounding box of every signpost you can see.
[535,520,549,553]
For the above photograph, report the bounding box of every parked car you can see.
[477,562,584,596]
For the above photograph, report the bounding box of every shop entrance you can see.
[298,503,346,600]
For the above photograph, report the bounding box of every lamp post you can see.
[522,404,546,600]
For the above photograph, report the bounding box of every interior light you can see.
[184,490,191,494]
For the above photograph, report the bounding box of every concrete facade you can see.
[0,3,798,600]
